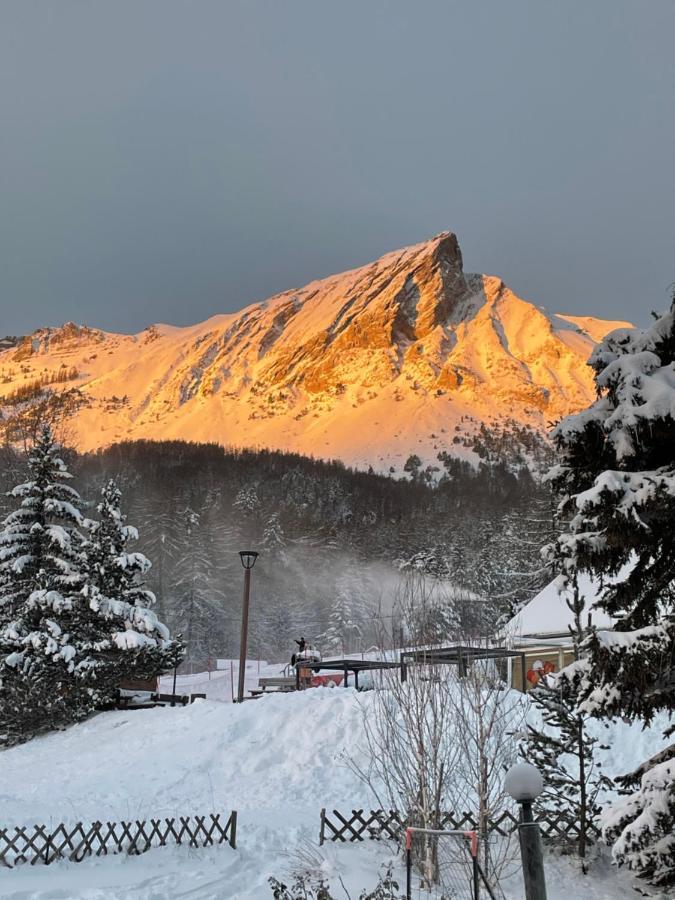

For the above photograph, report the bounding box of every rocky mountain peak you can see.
[0,232,633,473]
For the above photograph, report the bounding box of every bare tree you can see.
[347,574,462,886]
[445,643,525,886]
[348,572,522,891]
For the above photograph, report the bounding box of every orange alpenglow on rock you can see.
[0,232,631,473]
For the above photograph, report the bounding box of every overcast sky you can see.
[1,1,673,336]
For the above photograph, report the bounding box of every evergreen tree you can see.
[133,493,182,623]
[321,578,364,654]
[0,430,181,745]
[318,563,376,655]
[233,483,261,544]
[493,493,557,621]
[520,579,611,866]
[547,301,675,889]
[0,426,90,743]
[82,479,183,688]
[86,479,155,607]
[262,512,286,556]
[173,506,225,665]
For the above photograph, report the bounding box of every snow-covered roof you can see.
[506,566,633,638]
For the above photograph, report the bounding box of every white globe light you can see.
[505,763,544,802]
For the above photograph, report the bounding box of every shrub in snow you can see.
[0,428,182,745]
[546,300,675,889]
[268,864,403,899]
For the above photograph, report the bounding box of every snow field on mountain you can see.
[0,233,633,472]
[0,682,668,898]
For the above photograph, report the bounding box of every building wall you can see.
[510,646,576,692]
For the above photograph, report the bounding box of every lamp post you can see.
[237,550,259,703]
[505,763,547,900]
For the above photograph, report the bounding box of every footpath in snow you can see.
[0,677,668,899]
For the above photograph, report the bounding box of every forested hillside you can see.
[0,439,553,665]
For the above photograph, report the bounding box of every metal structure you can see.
[294,657,401,691]
[400,644,529,693]
[405,827,481,900]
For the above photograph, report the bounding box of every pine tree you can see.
[0,426,89,743]
[233,484,261,544]
[82,479,183,689]
[319,565,374,655]
[546,301,675,889]
[520,579,611,866]
[321,579,363,655]
[0,431,181,745]
[173,506,224,666]
[86,480,155,607]
[493,493,557,621]
[262,512,286,556]
[135,493,182,623]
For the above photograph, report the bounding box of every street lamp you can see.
[505,763,547,900]
[237,550,259,703]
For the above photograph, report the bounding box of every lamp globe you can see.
[505,763,544,803]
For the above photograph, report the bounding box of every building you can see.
[504,567,627,690]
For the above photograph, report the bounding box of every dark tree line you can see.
[0,438,553,666]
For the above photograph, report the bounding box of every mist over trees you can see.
[0,438,553,667]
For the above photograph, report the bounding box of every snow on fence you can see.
[319,808,600,845]
[0,811,237,868]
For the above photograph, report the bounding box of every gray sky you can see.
[1,1,673,336]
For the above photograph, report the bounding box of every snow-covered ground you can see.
[0,677,669,899]
[159,659,290,703]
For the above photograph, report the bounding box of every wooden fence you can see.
[0,811,237,868]
[319,808,600,845]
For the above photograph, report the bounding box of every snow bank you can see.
[0,688,372,829]
[0,681,668,898]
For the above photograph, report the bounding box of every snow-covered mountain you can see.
[0,232,630,472]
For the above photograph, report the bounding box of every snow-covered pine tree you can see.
[262,512,286,557]
[82,479,183,695]
[86,479,155,607]
[0,425,89,743]
[0,431,182,745]
[134,493,182,623]
[321,578,363,655]
[546,301,675,889]
[233,484,261,544]
[318,561,377,656]
[173,506,224,666]
[493,493,558,622]
[520,578,611,866]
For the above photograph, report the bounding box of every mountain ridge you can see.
[0,232,632,473]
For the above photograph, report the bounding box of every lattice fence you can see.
[0,811,237,868]
[319,808,600,845]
